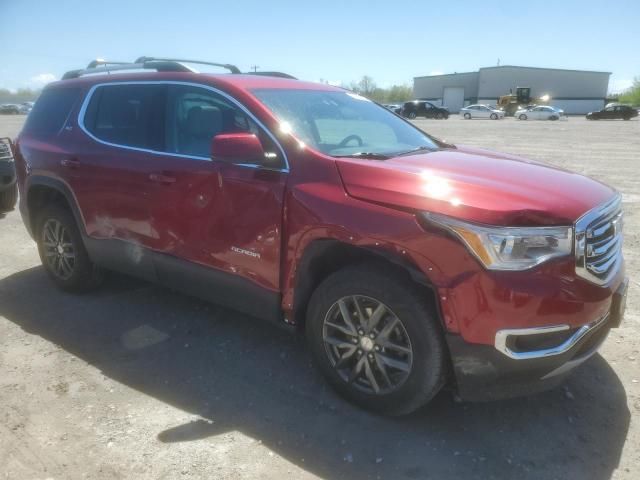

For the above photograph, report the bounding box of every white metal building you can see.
[413,66,611,114]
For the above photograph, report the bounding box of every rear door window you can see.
[83,84,166,151]
[22,87,80,139]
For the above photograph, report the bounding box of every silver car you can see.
[460,104,504,120]
[516,105,565,121]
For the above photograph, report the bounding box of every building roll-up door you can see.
[443,87,465,113]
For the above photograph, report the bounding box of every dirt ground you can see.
[1,114,639,480]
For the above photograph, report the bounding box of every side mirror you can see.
[211,133,265,164]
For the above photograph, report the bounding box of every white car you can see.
[460,104,504,120]
[516,105,565,121]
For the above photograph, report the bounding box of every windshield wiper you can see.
[334,152,390,160]
[394,146,436,157]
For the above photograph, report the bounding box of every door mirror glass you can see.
[211,133,265,164]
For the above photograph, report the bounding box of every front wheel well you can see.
[292,240,439,329]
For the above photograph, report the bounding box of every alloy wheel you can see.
[322,295,413,395]
[42,218,76,280]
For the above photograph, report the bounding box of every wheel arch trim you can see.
[290,238,439,327]
[24,174,87,238]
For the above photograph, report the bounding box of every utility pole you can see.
[251,65,259,72]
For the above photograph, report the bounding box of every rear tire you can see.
[463,113,471,119]
[0,184,18,213]
[36,204,103,292]
[407,112,416,119]
[306,264,447,415]
[519,114,527,120]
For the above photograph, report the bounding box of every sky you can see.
[1,0,638,93]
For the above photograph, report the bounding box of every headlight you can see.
[422,212,573,270]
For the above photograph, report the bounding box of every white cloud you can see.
[29,73,57,86]
[429,70,444,76]
[610,78,633,94]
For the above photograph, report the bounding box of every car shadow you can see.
[0,266,630,480]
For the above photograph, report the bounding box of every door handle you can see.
[149,172,176,184]
[60,158,80,168]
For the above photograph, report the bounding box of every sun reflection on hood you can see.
[419,170,461,207]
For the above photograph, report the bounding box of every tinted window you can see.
[166,84,275,163]
[22,87,80,139]
[84,84,165,150]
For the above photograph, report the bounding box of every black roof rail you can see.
[86,59,131,69]
[62,57,295,80]
[61,58,197,80]
[245,71,297,79]
[135,57,241,74]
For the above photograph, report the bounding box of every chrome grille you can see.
[575,195,623,285]
[0,139,13,162]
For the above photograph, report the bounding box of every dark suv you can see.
[401,100,449,119]
[0,138,17,213]
[12,57,628,415]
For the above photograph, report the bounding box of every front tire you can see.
[36,205,103,292]
[306,264,447,415]
[0,184,18,213]
[490,113,498,120]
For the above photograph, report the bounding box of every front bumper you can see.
[447,277,628,401]
[0,160,16,192]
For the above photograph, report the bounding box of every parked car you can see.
[460,104,504,119]
[13,57,628,415]
[401,100,449,119]
[586,104,638,120]
[0,104,20,114]
[516,105,565,121]
[383,103,402,115]
[18,101,34,114]
[0,138,18,213]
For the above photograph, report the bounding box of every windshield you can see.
[251,89,439,158]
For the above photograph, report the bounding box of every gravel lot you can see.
[1,114,639,480]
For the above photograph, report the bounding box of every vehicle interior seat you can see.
[180,105,223,156]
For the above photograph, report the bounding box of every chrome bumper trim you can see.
[494,313,609,360]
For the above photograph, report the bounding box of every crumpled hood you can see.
[336,145,616,226]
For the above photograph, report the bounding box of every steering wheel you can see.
[337,134,363,148]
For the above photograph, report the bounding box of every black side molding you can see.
[154,252,283,324]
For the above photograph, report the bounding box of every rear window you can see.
[83,84,166,151]
[22,87,80,139]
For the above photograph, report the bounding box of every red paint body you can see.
[14,72,625,352]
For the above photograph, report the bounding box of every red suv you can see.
[12,58,628,415]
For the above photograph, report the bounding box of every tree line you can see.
[319,76,414,104]
[3,76,415,106]
[0,88,41,104]
[618,77,640,106]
